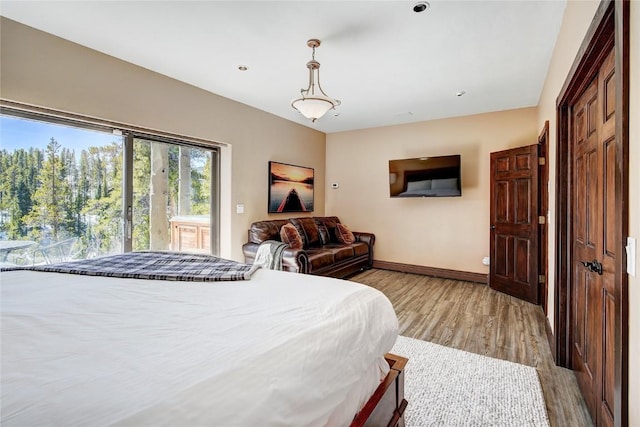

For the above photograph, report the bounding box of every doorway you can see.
[554,1,629,426]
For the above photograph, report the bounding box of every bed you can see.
[396,177,461,197]
[1,252,401,426]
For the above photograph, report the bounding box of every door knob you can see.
[581,259,603,275]
[490,225,496,230]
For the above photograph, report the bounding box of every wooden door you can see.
[570,48,616,427]
[489,144,539,304]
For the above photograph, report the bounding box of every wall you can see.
[537,1,639,424]
[326,107,538,274]
[0,17,326,262]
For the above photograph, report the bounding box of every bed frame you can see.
[351,353,408,427]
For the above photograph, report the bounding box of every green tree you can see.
[83,142,124,254]
[132,140,151,250]
[24,138,72,241]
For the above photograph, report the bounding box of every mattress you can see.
[1,267,398,426]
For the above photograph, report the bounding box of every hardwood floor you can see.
[349,269,593,427]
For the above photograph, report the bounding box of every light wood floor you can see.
[349,269,593,427]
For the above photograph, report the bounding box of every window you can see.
[0,111,219,265]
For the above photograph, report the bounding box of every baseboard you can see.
[372,260,488,284]
[544,313,557,364]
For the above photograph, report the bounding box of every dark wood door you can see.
[570,48,616,427]
[489,144,539,304]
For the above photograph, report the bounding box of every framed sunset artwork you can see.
[268,161,314,213]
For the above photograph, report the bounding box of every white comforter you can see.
[1,268,398,427]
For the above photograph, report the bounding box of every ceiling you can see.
[0,1,566,134]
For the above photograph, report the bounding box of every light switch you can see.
[236,203,245,214]
[626,237,636,277]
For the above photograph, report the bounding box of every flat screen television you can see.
[389,155,461,197]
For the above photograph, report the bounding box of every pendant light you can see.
[291,39,341,122]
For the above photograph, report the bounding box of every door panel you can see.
[602,287,615,423]
[570,48,616,427]
[494,235,509,278]
[604,138,616,256]
[571,74,600,423]
[515,179,531,224]
[495,181,509,222]
[489,144,539,304]
[514,238,530,283]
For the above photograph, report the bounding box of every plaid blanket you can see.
[0,251,259,282]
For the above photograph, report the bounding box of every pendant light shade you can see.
[291,39,340,122]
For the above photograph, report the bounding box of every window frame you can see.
[0,100,222,256]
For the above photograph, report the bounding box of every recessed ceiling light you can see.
[238,65,248,71]
[413,2,430,13]
[456,90,466,97]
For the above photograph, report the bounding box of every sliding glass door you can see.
[129,137,214,254]
[0,113,219,265]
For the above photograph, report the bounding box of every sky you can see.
[0,115,122,152]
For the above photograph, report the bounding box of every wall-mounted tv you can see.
[389,155,461,197]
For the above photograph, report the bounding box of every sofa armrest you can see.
[353,232,375,266]
[242,242,309,274]
[353,232,375,247]
[281,247,309,273]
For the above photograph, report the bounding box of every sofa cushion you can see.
[323,244,355,262]
[305,249,335,272]
[249,219,290,244]
[352,242,369,257]
[336,223,356,244]
[280,223,303,249]
[289,217,320,247]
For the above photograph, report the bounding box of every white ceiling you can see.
[0,1,566,134]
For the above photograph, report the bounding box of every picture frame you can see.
[268,161,314,213]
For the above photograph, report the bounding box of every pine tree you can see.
[24,138,72,241]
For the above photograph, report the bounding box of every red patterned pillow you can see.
[336,223,356,244]
[280,223,303,249]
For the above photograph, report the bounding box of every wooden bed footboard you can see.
[350,353,408,427]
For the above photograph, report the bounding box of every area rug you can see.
[390,335,550,427]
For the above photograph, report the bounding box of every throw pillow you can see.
[280,223,303,249]
[336,223,356,245]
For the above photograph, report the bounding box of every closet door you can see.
[489,144,539,304]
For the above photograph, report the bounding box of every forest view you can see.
[0,127,212,263]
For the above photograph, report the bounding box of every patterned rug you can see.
[391,336,550,427]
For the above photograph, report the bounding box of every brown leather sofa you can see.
[242,216,375,278]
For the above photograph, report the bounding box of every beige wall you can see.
[0,17,326,262]
[537,1,639,424]
[326,107,538,273]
